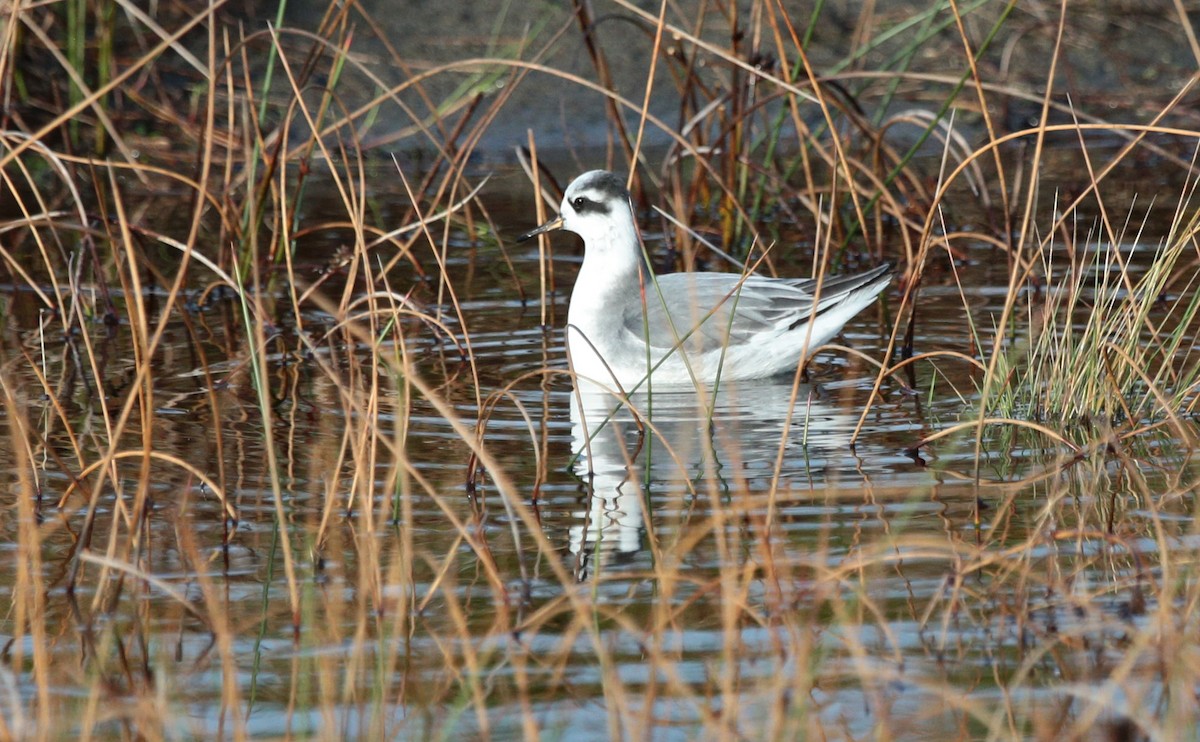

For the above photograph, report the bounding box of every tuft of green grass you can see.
[985,185,1200,441]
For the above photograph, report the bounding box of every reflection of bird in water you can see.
[567,379,857,581]
[519,170,891,388]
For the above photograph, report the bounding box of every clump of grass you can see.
[999,200,1200,433]
[933,137,1200,458]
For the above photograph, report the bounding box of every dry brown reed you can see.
[2,0,1200,740]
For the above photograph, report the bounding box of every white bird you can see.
[519,170,891,388]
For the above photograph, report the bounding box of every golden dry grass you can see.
[1,1,1200,740]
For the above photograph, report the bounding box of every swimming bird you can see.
[519,170,891,388]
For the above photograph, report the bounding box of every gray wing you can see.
[625,265,890,351]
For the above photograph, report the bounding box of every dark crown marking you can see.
[568,171,630,216]
[578,171,629,201]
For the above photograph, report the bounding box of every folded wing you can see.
[625,264,890,352]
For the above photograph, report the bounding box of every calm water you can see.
[2,156,1192,739]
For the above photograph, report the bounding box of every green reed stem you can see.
[66,0,86,147]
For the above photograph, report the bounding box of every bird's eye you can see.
[571,196,586,211]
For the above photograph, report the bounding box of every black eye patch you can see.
[570,195,610,215]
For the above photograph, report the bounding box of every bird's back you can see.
[628,264,890,354]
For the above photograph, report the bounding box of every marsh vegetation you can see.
[2,0,1200,739]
